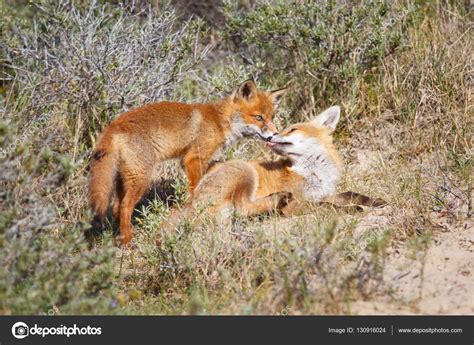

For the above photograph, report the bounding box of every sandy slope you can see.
[346,150,473,315]
[350,217,473,314]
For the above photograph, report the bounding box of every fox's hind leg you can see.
[117,176,149,246]
[322,192,387,208]
[112,176,124,225]
[161,201,195,231]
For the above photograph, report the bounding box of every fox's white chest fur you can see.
[213,114,263,161]
[290,141,341,202]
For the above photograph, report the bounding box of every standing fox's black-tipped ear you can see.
[269,87,287,109]
[233,79,257,102]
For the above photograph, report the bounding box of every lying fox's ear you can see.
[312,106,341,132]
[233,79,257,102]
[269,87,287,109]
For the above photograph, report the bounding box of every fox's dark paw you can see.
[277,191,294,208]
[371,198,388,207]
[343,205,364,214]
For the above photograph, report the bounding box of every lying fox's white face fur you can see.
[267,106,342,201]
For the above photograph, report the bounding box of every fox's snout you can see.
[260,122,278,141]
[265,134,287,151]
[264,121,278,135]
[263,128,278,142]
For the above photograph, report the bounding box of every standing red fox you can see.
[89,80,286,244]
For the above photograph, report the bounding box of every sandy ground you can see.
[347,150,474,315]
[350,216,473,314]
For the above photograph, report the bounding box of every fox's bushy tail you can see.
[89,136,118,227]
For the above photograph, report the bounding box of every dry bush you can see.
[134,1,471,314]
[116,207,390,314]
[0,0,207,314]
[3,0,209,149]
[342,1,472,235]
[219,0,415,121]
[0,0,471,315]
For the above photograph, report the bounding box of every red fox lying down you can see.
[164,106,386,230]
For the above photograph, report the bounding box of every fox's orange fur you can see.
[89,80,286,244]
[165,106,345,228]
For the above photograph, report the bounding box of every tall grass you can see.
[0,0,471,315]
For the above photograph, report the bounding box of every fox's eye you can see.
[288,128,297,133]
[254,115,264,122]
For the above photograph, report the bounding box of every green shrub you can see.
[0,118,120,314]
[1,0,470,315]
[3,0,208,147]
[0,0,208,315]
[221,0,415,121]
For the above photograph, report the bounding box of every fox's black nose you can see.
[266,133,278,142]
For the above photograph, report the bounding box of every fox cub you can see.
[89,80,286,244]
[165,106,386,228]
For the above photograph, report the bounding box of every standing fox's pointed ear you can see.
[233,79,257,102]
[312,106,341,132]
[269,87,287,109]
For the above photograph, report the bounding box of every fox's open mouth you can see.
[266,141,292,148]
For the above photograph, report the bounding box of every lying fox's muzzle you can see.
[266,135,292,148]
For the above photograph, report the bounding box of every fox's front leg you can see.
[182,151,211,194]
[235,192,293,217]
